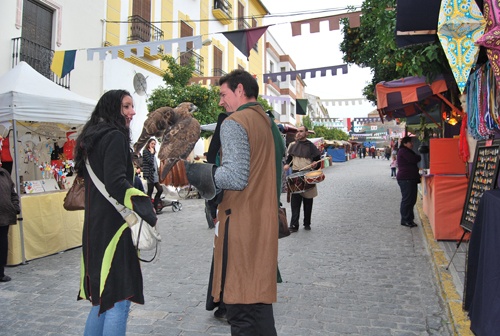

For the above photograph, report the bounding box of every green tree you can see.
[148,56,275,135]
[309,125,349,141]
[301,116,348,140]
[302,115,313,130]
[340,0,456,103]
[257,96,272,112]
[331,128,349,141]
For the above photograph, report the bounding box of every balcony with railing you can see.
[127,15,164,60]
[11,37,70,89]
[212,68,227,77]
[179,50,204,75]
[212,0,232,25]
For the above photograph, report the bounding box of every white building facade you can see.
[263,31,305,126]
[1,0,269,140]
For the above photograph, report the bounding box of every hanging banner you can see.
[319,98,368,106]
[260,95,291,104]
[291,12,362,36]
[222,26,269,59]
[263,64,348,82]
[87,36,202,61]
[51,50,77,78]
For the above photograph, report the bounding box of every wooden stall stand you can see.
[422,174,468,240]
[422,138,468,240]
[459,139,500,233]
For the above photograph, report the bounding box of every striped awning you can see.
[376,75,448,117]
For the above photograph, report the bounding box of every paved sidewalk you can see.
[0,157,458,335]
[416,203,472,336]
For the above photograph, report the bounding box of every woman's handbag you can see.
[278,207,290,239]
[85,160,161,255]
[63,177,85,211]
[130,220,161,251]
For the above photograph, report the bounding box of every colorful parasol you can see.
[475,0,500,84]
[437,0,486,93]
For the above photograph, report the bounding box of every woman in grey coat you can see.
[0,166,21,282]
[142,138,163,214]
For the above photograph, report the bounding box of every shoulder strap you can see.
[85,159,137,225]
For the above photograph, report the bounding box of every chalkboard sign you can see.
[460,139,500,232]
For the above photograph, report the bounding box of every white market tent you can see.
[0,61,95,124]
[0,61,95,263]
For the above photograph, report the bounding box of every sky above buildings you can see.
[262,0,376,119]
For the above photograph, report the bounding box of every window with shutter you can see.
[179,21,195,68]
[131,0,152,42]
[21,0,54,78]
[213,47,224,76]
[238,2,245,30]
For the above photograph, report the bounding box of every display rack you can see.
[460,139,500,232]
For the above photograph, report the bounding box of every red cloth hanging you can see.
[0,136,13,162]
[63,132,76,160]
[459,113,470,163]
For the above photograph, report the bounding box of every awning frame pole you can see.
[415,104,442,130]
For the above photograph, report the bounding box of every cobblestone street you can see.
[0,157,453,335]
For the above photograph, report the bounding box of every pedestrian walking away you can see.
[74,90,157,335]
[284,126,322,232]
[396,136,421,228]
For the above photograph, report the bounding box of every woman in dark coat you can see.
[396,136,422,228]
[74,90,157,335]
[0,166,20,282]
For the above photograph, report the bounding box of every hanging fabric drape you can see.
[466,62,500,139]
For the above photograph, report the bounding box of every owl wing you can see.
[158,117,201,181]
[133,107,175,154]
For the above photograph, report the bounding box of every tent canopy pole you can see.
[12,120,27,264]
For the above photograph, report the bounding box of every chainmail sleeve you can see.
[214,119,250,190]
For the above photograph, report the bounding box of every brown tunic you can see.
[212,105,278,304]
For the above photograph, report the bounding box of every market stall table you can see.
[7,190,84,265]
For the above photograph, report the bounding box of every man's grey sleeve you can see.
[214,119,250,190]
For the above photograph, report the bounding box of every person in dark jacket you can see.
[204,112,230,229]
[74,90,157,335]
[396,136,422,228]
[204,112,230,320]
[0,166,20,282]
[134,167,145,192]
